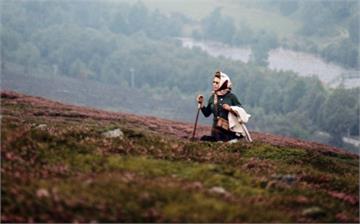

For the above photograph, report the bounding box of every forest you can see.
[197,0,359,68]
[1,0,359,152]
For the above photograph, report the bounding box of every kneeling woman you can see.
[197,71,242,142]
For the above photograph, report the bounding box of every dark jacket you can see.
[201,92,242,124]
[200,92,242,141]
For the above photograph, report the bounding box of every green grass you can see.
[1,97,359,222]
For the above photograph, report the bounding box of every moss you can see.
[161,193,239,222]
[106,156,262,198]
[243,144,308,161]
[2,171,291,223]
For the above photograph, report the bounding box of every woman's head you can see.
[212,70,232,93]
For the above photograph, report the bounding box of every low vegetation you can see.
[1,91,358,222]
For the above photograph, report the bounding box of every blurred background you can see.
[1,0,359,153]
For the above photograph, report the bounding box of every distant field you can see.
[119,0,301,38]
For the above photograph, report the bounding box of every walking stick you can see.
[191,96,203,140]
[240,123,253,142]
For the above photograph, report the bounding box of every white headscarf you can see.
[213,71,232,106]
[215,72,232,96]
[218,72,232,91]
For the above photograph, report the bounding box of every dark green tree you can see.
[319,88,359,146]
[201,7,236,43]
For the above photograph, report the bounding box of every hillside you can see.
[1,90,359,223]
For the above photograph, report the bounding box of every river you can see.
[179,37,360,88]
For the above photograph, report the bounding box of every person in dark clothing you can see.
[196,71,243,142]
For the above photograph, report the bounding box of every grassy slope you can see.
[1,91,359,223]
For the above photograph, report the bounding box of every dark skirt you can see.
[200,127,241,142]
